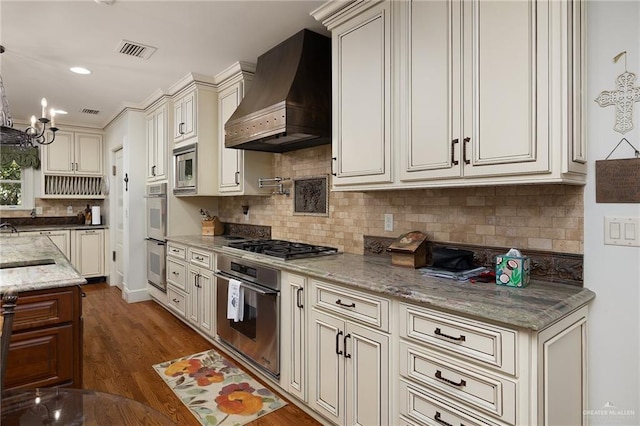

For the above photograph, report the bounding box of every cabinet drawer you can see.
[167,286,187,318]
[311,280,389,331]
[167,258,187,291]
[399,303,516,375]
[399,379,501,426]
[188,248,212,269]
[167,243,186,260]
[400,342,516,425]
[12,289,74,331]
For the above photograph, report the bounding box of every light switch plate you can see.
[604,217,640,247]
[67,206,73,214]
[35,206,43,215]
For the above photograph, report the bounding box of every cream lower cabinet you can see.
[20,230,71,259]
[71,229,104,278]
[166,242,188,318]
[186,247,216,338]
[308,279,390,426]
[280,272,307,402]
[397,302,589,425]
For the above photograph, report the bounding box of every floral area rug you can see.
[153,349,287,425]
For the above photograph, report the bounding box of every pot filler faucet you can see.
[258,177,290,196]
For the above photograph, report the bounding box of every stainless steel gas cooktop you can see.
[227,239,339,260]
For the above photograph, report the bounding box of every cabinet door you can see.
[173,98,184,141]
[400,0,463,182]
[332,1,392,186]
[345,322,389,426]
[74,133,103,175]
[461,0,549,177]
[285,274,307,401]
[182,90,196,140]
[146,112,157,180]
[198,269,215,337]
[42,131,74,174]
[154,105,167,180]
[187,266,200,326]
[309,309,345,425]
[218,83,243,193]
[72,229,104,277]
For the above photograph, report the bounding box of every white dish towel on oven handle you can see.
[227,279,244,322]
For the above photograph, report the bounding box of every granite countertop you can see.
[3,224,109,233]
[0,236,86,292]
[167,235,595,331]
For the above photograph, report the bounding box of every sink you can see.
[0,258,56,269]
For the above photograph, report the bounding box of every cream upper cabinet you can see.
[215,63,273,196]
[42,131,103,176]
[313,0,586,190]
[173,88,196,143]
[318,1,392,187]
[146,100,168,182]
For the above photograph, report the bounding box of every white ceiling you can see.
[0,0,327,130]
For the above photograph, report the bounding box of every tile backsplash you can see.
[218,145,584,255]
[0,199,104,219]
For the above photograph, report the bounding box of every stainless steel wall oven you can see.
[145,183,167,292]
[215,254,280,378]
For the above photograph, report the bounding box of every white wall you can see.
[103,109,149,303]
[586,1,640,424]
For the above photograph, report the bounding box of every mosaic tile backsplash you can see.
[217,145,584,256]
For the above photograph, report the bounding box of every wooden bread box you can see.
[387,231,428,268]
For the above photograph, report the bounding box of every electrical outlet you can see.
[384,213,393,231]
[244,211,249,222]
[67,206,73,214]
[35,206,43,215]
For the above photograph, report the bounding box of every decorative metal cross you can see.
[595,70,640,134]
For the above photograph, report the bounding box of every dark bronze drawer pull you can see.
[336,330,343,356]
[451,139,459,166]
[434,411,462,426]
[296,287,304,309]
[172,271,179,275]
[344,333,351,359]
[434,327,465,342]
[172,298,180,304]
[435,370,466,388]
[335,299,355,308]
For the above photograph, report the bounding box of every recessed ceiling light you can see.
[70,67,91,75]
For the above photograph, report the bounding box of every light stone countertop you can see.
[1,224,109,233]
[167,235,596,331]
[0,235,87,292]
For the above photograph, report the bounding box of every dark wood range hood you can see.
[224,29,331,153]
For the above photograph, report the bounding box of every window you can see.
[0,160,33,210]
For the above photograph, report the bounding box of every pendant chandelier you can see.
[0,45,59,148]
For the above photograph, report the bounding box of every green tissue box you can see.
[495,254,530,288]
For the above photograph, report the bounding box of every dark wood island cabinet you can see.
[1,235,86,392]
[4,285,83,391]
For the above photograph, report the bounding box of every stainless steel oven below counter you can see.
[215,254,280,378]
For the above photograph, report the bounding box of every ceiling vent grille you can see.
[81,108,100,115]
[116,40,157,60]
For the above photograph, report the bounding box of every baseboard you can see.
[122,286,152,303]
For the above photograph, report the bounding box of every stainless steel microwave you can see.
[173,144,197,195]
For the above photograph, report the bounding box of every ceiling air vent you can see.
[81,108,100,115]
[116,40,157,60]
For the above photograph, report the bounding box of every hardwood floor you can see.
[82,282,322,426]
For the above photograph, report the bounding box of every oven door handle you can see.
[213,271,279,296]
[145,238,165,245]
